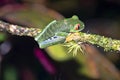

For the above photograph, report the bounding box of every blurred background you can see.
[0,0,120,80]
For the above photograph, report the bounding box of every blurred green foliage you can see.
[1,0,120,80]
[3,66,18,80]
[0,32,6,41]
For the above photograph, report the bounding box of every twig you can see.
[65,32,120,52]
[79,32,120,51]
[0,20,120,52]
[0,21,41,37]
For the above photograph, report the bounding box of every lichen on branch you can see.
[65,32,120,52]
[0,21,41,37]
[0,20,120,52]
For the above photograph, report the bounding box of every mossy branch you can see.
[65,32,120,52]
[79,32,120,51]
[0,20,120,52]
[0,21,41,37]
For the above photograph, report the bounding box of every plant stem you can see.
[0,20,120,52]
[80,32,120,51]
[66,32,120,52]
[78,32,120,51]
[0,21,41,37]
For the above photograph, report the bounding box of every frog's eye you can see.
[74,24,80,30]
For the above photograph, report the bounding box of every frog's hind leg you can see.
[39,36,65,48]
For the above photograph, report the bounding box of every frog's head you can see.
[65,15,85,32]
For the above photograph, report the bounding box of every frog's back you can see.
[35,19,70,42]
[35,15,84,43]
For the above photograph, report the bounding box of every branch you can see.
[65,32,120,52]
[0,20,41,37]
[0,20,120,52]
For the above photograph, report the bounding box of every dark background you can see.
[0,0,120,80]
